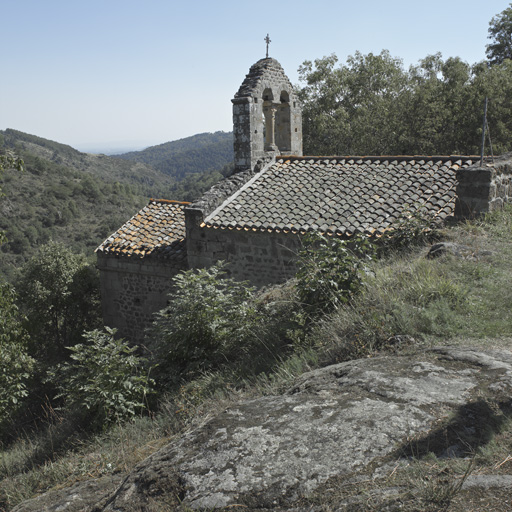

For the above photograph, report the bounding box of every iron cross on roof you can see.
[265,34,271,58]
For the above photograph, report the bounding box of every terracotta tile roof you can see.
[203,156,477,237]
[96,199,189,260]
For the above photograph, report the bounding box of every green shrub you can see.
[296,233,375,318]
[148,262,260,383]
[52,327,154,428]
[17,242,102,365]
[0,283,34,427]
[377,207,441,255]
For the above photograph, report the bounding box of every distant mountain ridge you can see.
[116,131,234,179]
[1,129,175,187]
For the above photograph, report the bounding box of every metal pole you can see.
[480,97,488,166]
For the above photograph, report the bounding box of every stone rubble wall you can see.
[232,97,260,171]
[186,226,302,288]
[97,253,187,345]
[455,153,512,217]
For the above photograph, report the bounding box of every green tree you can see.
[486,3,512,65]
[0,283,34,427]
[0,150,24,244]
[298,50,512,156]
[472,59,512,154]
[343,51,409,154]
[298,51,408,155]
[297,54,349,155]
[0,150,24,174]
[404,54,476,154]
[0,151,33,428]
[17,242,102,365]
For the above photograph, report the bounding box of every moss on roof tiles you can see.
[96,199,189,260]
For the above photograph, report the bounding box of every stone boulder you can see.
[12,347,512,511]
[427,241,494,260]
[89,347,512,511]
[12,475,123,512]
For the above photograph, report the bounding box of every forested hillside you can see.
[116,131,233,179]
[0,129,231,280]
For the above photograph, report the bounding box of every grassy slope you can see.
[0,208,511,511]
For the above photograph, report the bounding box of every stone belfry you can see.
[232,43,302,172]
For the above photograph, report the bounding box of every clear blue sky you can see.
[1,0,508,152]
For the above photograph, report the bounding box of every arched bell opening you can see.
[276,90,292,152]
[262,88,278,151]
[262,88,274,102]
[232,58,302,171]
[262,111,267,147]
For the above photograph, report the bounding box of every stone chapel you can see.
[96,56,512,344]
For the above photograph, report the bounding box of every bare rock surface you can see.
[427,241,494,260]
[462,474,512,490]
[12,347,512,511]
[94,347,512,511]
[12,475,124,512]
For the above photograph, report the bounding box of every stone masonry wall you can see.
[97,253,187,345]
[455,153,512,217]
[232,97,261,171]
[186,223,302,288]
[185,159,302,287]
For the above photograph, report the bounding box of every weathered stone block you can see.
[490,197,504,210]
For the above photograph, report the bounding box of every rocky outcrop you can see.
[13,347,512,511]
[12,475,124,512]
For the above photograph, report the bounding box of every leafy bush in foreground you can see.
[148,262,260,383]
[52,328,154,427]
[296,233,376,318]
[0,283,34,428]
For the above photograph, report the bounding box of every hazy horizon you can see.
[2,0,507,150]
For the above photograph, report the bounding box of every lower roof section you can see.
[96,199,188,261]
